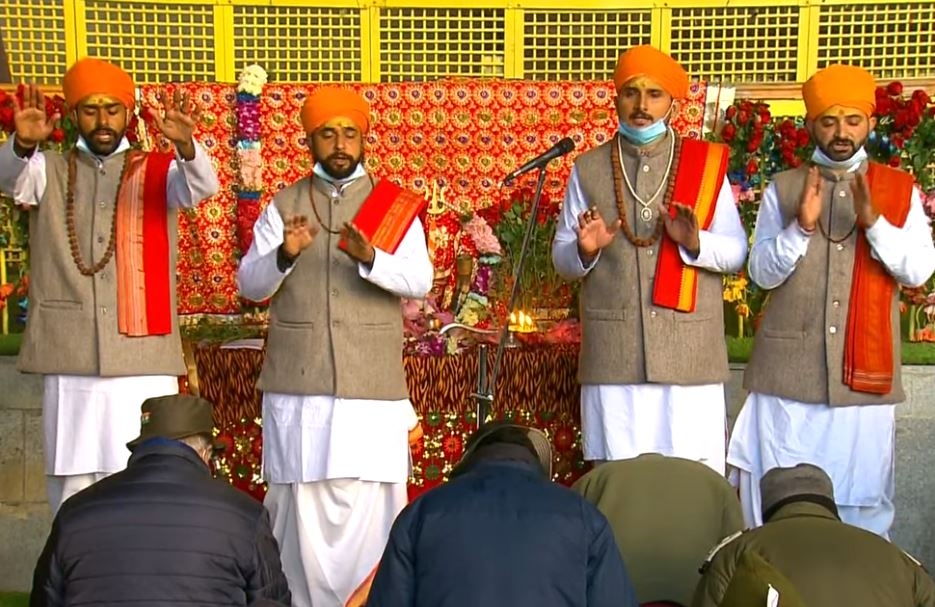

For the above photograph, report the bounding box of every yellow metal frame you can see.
[1,0,934,96]
[3,0,932,85]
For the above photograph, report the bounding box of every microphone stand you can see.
[470,166,549,428]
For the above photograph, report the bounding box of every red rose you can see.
[887,81,904,96]
[0,106,13,132]
[888,155,902,167]
[745,159,759,176]
[737,110,750,126]
[721,124,736,142]
[912,89,932,106]
[50,128,65,143]
[876,97,892,116]
[790,157,803,168]
[725,106,737,120]
[746,139,759,152]
[891,134,905,149]
[795,129,811,147]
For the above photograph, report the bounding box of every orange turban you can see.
[802,64,876,120]
[62,57,135,111]
[613,45,689,99]
[300,86,370,134]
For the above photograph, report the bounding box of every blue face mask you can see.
[810,145,867,173]
[618,119,668,146]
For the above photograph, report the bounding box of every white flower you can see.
[237,64,268,96]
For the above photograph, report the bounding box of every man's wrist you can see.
[276,245,298,273]
[577,244,598,265]
[796,219,816,235]
[12,135,38,159]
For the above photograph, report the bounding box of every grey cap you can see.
[451,421,552,479]
[760,463,838,521]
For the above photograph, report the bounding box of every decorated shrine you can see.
[1,0,934,502]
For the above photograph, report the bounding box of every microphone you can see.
[503,137,576,185]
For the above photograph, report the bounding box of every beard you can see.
[817,136,864,162]
[318,151,363,180]
[81,127,124,156]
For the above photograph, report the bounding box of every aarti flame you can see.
[509,310,536,333]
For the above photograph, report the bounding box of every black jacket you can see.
[30,438,291,607]
[367,444,639,607]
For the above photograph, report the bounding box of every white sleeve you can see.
[864,186,935,287]
[551,166,600,279]
[0,137,47,206]
[358,216,434,299]
[236,203,291,301]
[678,179,748,273]
[748,182,813,289]
[165,139,221,209]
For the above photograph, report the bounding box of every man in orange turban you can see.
[729,64,935,540]
[0,57,219,514]
[295,85,372,182]
[237,83,432,607]
[551,43,747,480]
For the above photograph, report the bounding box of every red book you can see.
[339,180,427,255]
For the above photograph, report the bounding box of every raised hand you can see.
[282,215,319,258]
[851,173,879,229]
[13,84,60,149]
[576,205,621,261]
[797,165,824,232]
[151,88,200,158]
[660,202,701,257]
[341,222,375,265]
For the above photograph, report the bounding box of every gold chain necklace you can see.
[611,133,681,248]
[617,130,676,222]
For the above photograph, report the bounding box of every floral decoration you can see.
[233,64,268,256]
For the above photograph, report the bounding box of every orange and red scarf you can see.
[652,138,729,312]
[115,151,174,336]
[844,163,913,395]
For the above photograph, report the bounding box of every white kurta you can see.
[0,136,219,509]
[727,173,935,538]
[237,168,433,607]
[553,162,748,475]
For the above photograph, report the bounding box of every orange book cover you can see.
[339,180,427,255]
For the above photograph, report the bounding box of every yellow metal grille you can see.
[669,5,801,82]
[522,10,651,81]
[379,8,506,81]
[816,3,935,80]
[83,0,216,83]
[0,0,68,84]
[233,6,363,82]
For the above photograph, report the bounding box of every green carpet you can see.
[0,592,28,607]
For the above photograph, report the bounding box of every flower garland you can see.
[234,64,268,255]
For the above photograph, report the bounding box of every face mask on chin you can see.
[618,119,669,146]
[810,145,868,173]
[617,104,674,146]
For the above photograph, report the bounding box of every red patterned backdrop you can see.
[139,79,707,315]
[142,79,707,500]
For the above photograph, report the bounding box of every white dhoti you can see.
[582,383,728,475]
[728,393,896,538]
[262,393,417,607]
[265,480,407,606]
[43,374,180,513]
